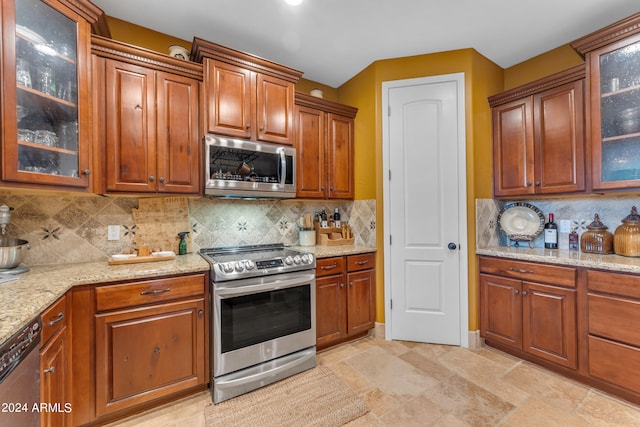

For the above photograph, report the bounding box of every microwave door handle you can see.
[278,148,286,185]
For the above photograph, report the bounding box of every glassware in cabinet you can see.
[593,35,640,188]
[2,0,90,186]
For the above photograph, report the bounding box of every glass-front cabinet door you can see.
[1,0,91,188]
[590,33,640,190]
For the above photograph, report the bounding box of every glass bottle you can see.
[544,213,558,249]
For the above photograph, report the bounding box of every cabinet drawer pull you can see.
[43,366,55,374]
[321,263,337,270]
[48,312,64,326]
[508,267,533,274]
[355,260,369,266]
[140,288,171,296]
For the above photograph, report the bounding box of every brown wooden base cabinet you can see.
[316,253,375,349]
[70,272,209,426]
[40,295,70,427]
[479,256,577,369]
[586,270,640,396]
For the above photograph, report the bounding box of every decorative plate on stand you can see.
[497,202,545,248]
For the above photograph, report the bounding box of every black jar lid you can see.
[621,206,640,224]
[586,213,608,229]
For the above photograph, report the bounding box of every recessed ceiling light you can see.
[284,0,303,5]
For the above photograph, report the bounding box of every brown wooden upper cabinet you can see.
[572,12,640,191]
[489,65,586,197]
[191,38,302,146]
[295,93,358,199]
[92,36,202,194]
[0,0,107,191]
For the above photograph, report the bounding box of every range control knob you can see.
[284,256,294,265]
[221,263,234,274]
[301,254,312,264]
[245,260,255,270]
[235,261,245,272]
[293,255,301,264]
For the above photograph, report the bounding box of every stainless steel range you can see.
[199,244,316,403]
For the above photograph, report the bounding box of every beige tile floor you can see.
[107,336,640,426]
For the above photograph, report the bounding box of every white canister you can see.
[299,230,316,246]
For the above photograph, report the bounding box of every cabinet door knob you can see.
[339,283,344,288]
[349,281,353,287]
[198,310,204,318]
[159,177,165,183]
[535,181,541,186]
[43,366,55,374]
[82,169,91,175]
[246,124,251,129]
[522,290,528,296]
[149,176,155,182]
[514,289,519,295]
[321,186,325,191]
[526,182,532,186]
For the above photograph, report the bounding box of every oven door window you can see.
[220,284,311,353]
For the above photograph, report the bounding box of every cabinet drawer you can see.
[588,293,640,347]
[41,294,67,346]
[478,257,576,288]
[587,270,640,299]
[347,253,375,272]
[589,335,640,394]
[96,274,205,312]
[316,257,345,277]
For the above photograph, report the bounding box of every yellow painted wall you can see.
[106,17,192,55]
[504,44,584,90]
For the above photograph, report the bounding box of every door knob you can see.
[448,242,457,250]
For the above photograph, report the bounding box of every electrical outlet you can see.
[559,220,571,233]
[107,225,120,241]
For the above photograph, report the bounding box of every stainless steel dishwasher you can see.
[0,317,41,427]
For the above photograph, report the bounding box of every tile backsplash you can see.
[476,194,640,249]
[0,191,376,266]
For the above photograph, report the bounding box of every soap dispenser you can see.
[177,231,189,255]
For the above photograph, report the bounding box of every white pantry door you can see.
[382,74,468,346]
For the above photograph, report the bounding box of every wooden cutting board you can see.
[131,197,192,254]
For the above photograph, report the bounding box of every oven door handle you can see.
[215,273,315,298]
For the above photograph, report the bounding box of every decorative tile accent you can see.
[0,190,376,266]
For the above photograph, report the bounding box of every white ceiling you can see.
[91,0,640,87]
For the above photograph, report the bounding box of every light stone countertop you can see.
[0,245,377,347]
[289,244,377,258]
[0,253,210,347]
[477,245,640,274]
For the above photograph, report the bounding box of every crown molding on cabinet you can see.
[91,35,203,80]
[571,11,640,56]
[488,64,585,107]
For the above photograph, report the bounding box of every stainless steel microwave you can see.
[204,135,296,198]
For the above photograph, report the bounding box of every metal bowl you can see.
[0,238,29,269]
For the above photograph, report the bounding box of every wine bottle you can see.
[333,207,341,227]
[544,213,558,249]
[320,208,328,228]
